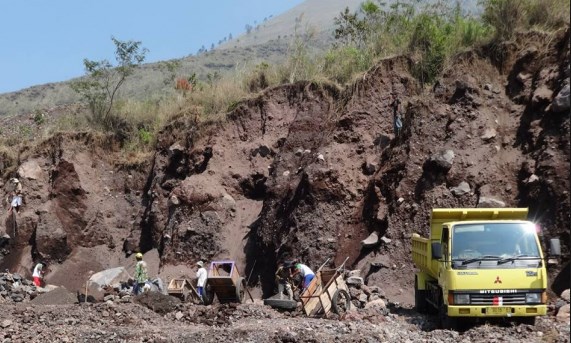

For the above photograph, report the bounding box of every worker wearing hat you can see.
[11,178,22,194]
[196,261,207,302]
[133,252,148,295]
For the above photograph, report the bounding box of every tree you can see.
[228,33,233,40]
[245,24,253,34]
[333,7,365,46]
[71,37,148,129]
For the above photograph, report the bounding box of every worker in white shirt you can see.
[196,261,208,302]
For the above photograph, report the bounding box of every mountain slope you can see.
[0,0,364,118]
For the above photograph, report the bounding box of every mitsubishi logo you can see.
[494,276,502,284]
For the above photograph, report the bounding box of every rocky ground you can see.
[1,269,569,342]
[0,299,569,343]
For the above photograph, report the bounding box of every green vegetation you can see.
[70,37,148,132]
[1,0,568,160]
[481,0,570,40]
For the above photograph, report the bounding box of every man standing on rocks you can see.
[32,261,46,287]
[133,253,148,295]
[196,261,207,302]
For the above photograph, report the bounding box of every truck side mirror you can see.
[549,238,561,257]
[431,242,442,260]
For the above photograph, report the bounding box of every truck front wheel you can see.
[414,276,428,314]
[439,304,457,330]
[516,317,536,325]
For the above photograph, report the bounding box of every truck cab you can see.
[412,208,560,328]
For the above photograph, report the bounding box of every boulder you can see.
[526,174,540,184]
[552,85,570,112]
[561,289,570,302]
[258,145,271,158]
[361,232,379,247]
[346,276,364,287]
[455,75,478,92]
[87,267,130,300]
[477,197,506,208]
[380,236,392,244]
[556,304,570,320]
[17,160,45,181]
[481,128,497,142]
[364,299,386,310]
[450,181,471,197]
[347,270,361,278]
[532,86,553,105]
[426,150,455,172]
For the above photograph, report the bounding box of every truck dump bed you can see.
[412,234,434,276]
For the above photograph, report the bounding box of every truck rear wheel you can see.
[414,276,427,314]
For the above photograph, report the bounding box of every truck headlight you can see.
[526,293,541,304]
[453,294,470,305]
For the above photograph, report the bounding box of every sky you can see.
[0,0,304,94]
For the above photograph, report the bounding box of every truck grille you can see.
[470,293,526,305]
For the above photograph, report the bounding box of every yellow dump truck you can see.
[412,208,561,328]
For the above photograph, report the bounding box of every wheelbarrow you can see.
[203,260,251,305]
[299,258,351,317]
[167,278,201,303]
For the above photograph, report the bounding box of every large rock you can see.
[361,232,379,247]
[561,289,570,302]
[477,197,506,208]
[346,276,364,287]
[87,267,131,301]
[556,304,570,320]
[364,298,386,310]
[481,128,497,142]
[532,86,553,105]
[17,160,45,181]
[455,75,478,92]
[450,181,471,197]
[552,84,570,112]
[426,150,455,172]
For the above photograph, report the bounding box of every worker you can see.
[32,261,46,287]
[295,263,315,291]
[391,95,403,137]
[275,260,294,300]
[196,261,207,302]
[12,178,22,194]
[8,191,22,214]
[133,252,148,295]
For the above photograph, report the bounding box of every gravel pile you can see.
[0,272,44,303]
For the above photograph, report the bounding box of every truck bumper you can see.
[448,305,547,317]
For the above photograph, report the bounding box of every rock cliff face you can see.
[1,29,568,302]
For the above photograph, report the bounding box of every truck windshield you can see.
[451,222,540,265]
